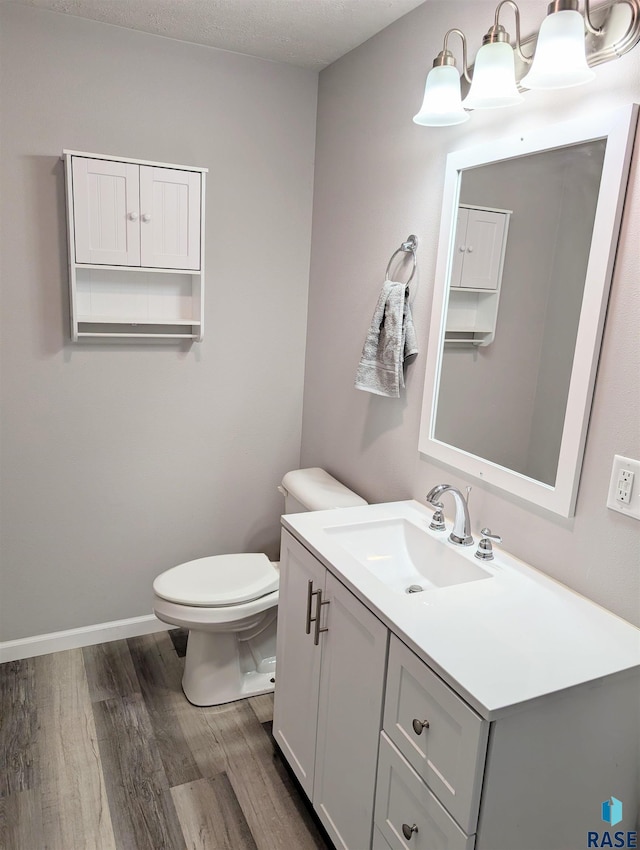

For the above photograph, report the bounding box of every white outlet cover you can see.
[607,455,640,520]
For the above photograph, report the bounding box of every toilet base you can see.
[181,612,277,706]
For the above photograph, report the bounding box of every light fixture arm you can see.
[435,28,472,83]
[583,0,605,35]
[489,0,534,62]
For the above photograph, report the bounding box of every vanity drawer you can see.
[383,635,488,833]
[375,733,474,850]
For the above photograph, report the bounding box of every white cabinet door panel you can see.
[462,209,506,290]
[139,166,201,270]
[313,572,387,850]
[272,534,325,798]
[72,157,140,266]
[450,207,469,289]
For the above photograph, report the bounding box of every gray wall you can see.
[2,0,639,643]
[303,1,640,624]
[0,4,318,640]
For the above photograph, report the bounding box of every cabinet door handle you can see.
[412,718,430,735]
[306,580,329,644]
[313,588,330,646]
[402,823,418,840]
[128,212,139,221]
[141,213,152,223]
[305,579,315,635]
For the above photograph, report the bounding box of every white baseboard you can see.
[0,614,172,663]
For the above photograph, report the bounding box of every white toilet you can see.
[152,468,367,706]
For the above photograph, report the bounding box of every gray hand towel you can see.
[355,281,418,398]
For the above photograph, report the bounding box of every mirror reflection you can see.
[433,140,606,487]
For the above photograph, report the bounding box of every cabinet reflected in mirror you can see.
[419,105,638,516]
[435,140,606,487]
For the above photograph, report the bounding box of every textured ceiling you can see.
[8,0,427,69]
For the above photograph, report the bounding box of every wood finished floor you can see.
[0,629,332,850]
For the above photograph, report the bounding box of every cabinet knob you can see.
[458,245,466,252]
[128,212,138,221]
[402,823,418,840]
[412,718,429,735]
[141,213,152,223]
[467,246,473,252]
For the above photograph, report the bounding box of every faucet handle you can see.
[475,528,502,561]
[429,502,446,531]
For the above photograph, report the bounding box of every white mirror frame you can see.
[419,103,638,517]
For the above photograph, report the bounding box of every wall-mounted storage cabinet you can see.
[63,151,207,341]
[445,205,511,346]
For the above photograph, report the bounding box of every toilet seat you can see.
[153,553,279,607]
[152,588,279,631]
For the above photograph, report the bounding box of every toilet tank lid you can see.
[281,468,367,511]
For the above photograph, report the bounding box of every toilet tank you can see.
[280,468,367,514]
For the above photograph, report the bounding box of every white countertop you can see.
[282,500,640,720]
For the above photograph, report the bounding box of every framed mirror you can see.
[419,104,638,517]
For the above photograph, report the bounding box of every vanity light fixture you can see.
[521,0,595,88]
[414,0,640,126]
[413,29,471,126]
[463,0,528,109]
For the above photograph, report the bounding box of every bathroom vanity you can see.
[272,501,640,850]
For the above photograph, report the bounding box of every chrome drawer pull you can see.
[402,823,418,840]
[412,718,430,735]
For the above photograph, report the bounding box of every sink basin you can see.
[325,517,492,594]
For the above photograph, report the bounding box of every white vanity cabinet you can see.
[445,205,510,346]
[278,501,640,850]
[273,531,388,850]
[63,151,206,341]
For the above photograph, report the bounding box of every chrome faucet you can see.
[425,484,473,546]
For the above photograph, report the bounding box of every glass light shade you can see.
[463,42,524,109]
[521,9,595,89]
[413,65,469,126]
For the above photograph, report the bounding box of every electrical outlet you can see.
[616,469,634,503]
[607,455,640,520]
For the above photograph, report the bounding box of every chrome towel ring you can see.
[385,234,418,286]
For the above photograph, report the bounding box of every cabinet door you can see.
[72,157,140,266]
[458,208,507,290]
[139,166,201,270]
[449,207,469,289]
[272,532,325,798]
[313,571,388,850]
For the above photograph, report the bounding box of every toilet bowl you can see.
[152,468,367,706]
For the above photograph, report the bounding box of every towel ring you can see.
[385,235,418,286]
